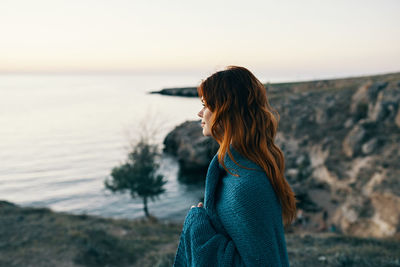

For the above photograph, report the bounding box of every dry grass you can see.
[1,200,399,266]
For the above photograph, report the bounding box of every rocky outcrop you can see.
[163,72,400,237]
[163,121,219,182]
[277,76,400,238]
[150,87,198,97]
[342,120,378,158]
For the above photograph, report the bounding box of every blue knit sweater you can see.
[173,146,290,267]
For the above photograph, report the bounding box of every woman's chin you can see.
[202,129,211,136]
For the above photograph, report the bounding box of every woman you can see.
[173,66,297,267]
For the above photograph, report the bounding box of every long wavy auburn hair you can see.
[197,66,298,226]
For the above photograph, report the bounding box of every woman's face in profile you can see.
[197,98,212,137]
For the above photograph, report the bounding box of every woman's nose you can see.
[197,109,203,118]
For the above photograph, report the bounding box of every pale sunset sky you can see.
[0,0,399,80]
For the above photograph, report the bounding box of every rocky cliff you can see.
[163,121,219,183]
[163,72,400,238]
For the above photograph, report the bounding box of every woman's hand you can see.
[191,202,203,209]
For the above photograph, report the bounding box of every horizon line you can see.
[0,69,399,85]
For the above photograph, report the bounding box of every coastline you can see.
[149,71,400,98]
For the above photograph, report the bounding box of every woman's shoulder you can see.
[217,148,277,198]
[220,146,265,177]
[220,166,274,198]
[218,172,281,218]
[221,169,274,196]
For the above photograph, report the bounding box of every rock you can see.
[342,124,367,157]
[150,87,198,97]
[286,168,299,178]
[315,108,327,124]
[163,120,219,176]
[321,136,334,148]
[315,95,336,124]
[291,185,322,212]
[350,82,371,119]
[361,138,378,155]
[296,154,308,166]
[350,81,388,122]
[332,196,373,232]
[367,81,388,100]
[344,118,354,128]
[369,90,399,122]
[332,175,400,238]
[342,119,378,158]
[367,192,400,237]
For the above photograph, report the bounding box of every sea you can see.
[0,74,209,223]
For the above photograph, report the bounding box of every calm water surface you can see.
[0,74,207,222]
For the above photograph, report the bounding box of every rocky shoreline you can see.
[162,71,400,239]
[151,72,400,98]
[1,200,399,267]
[149,87,198,97]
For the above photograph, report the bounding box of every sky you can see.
[0,0,399,80]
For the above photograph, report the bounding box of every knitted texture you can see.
[173,146,290,267]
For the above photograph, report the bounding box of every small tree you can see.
[104,138,167,219]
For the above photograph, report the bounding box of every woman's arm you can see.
[173,207,244,267]
[173,178,289,267]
